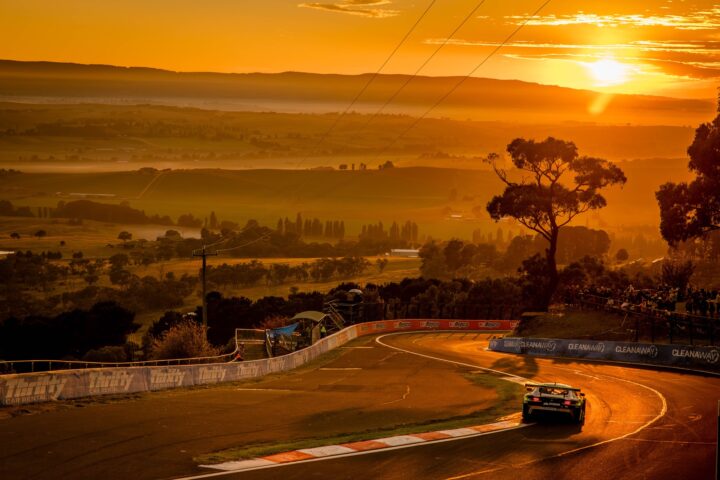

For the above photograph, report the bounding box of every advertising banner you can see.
[0,319,515,405]
[489,337,720,372]
[355,319,518,335]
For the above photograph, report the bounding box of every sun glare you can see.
[586,59,630,87]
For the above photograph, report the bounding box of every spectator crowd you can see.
[573,285,720,319]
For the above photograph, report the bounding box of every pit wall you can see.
[489,337,720,373]
[0,319,518,406]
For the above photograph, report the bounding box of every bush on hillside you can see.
[82,345,128,363]
[150,321,219,360]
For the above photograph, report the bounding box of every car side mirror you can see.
[580,393,585,397]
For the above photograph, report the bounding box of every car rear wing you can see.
[524,383,582,392]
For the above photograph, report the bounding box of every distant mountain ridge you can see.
[0,59,714,125]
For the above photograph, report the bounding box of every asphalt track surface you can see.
[1,333,718,480]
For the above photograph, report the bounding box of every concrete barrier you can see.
[489,337,720,373]
[0,319,518,406]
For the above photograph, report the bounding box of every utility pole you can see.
[193,245,217,332]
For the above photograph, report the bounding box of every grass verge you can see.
[517,309,632,341]
[194,371,523,465]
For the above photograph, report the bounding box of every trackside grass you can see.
[195,372,523,464]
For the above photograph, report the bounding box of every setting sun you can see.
[2,2,720,480]
[586,58,631,86]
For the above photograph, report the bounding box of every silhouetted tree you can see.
[661,260,695,291]
[487,137,626,310]
[376,258,388,273]
[657,100,720,245]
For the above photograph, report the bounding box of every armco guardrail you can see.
[0,319,517,406]
[1,328,265,374]
[489,337,720,373]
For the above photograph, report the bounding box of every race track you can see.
[191,333,719,480]
[1,332,718,480]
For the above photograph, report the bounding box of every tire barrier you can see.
[0,319,518,406]
[489,337,720,373]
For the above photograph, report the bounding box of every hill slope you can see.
[0,60,713,126]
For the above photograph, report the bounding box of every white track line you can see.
[173,332,668,480]
[171,333,527,480]
[374,333,527,380]
[372,333,668,479]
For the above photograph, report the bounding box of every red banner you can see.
[357,319,518,335]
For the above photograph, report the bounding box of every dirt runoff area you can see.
[0,333,513,480]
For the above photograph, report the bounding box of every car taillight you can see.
[532,397,541,402]
[563,400,572,406]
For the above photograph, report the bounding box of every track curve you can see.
[219,332,718,480]
[1,332,717,480]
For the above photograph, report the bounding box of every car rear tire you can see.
[522,404,531,422]
[574,407,585,425]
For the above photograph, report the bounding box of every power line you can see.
[215,233,270,254]
[202,237,229,249]
[293,0,437,169]
[356,0,489,134]
[375,0,554,159]
[192,245,218,330]
[192,230,271,333]
[190,222,258,252]
[300,0,553,204]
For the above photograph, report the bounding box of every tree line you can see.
[277,213,346,239]
[205,257,372,288]
[419,226,611,280]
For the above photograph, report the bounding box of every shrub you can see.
[82,345,127,363]
[150,320,219,360]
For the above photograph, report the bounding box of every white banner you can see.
[0,319,514,405]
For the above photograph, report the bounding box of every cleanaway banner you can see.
[0,319,517,405]
[489,337,720,372]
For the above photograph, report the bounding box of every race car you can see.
[522,382,586,424]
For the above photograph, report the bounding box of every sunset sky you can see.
[1,0,718,99]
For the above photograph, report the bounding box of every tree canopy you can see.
[656,101,720,245]
[486,137,626,309]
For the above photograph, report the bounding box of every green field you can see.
[0,162,689,243]
[0,167,506,240]
[0,214,422,338]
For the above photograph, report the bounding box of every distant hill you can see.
[0,102,697,168]
[0,59,713,126]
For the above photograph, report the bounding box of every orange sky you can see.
[0,0,718,99]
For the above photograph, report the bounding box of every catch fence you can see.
[577,294,719,346]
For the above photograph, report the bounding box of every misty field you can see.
[0,102,698,173]
[0,160,693,244]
